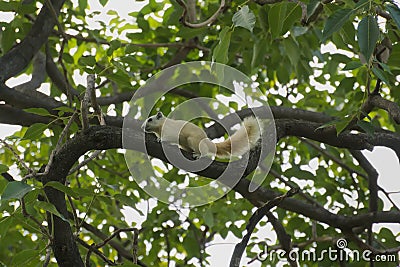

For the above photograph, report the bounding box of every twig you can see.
[375,7,392,20]
[133,227,139,264]
[83,228,138,266]
[177,0,226,28]
[70,212,145,265]
[229,188,299,267]
[0,138,35,176]
[265,212,297,266]
[268,168,325,209]
[78,238,117,267]
[44,111,78,175]
[344,229,400,255]
[43,240,52,267]
[81,80,91,131]
[87,74,106,126]
[68,150,103,175]
[21,198,52,239]
[162,227,171,266]
[95,79,110,90]
[300,138,360,190]
[299,138,399,211]
[44,0,66,38]
[46,0,73,104]
[58,38,73,104]
[67,195,80,234]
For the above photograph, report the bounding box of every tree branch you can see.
[276,119,400,161]
[14,51,46,92]
[0,0,66,81]
[229,188,299,267]
[266,212,297,267]
[369,94,400,124]
[177,0,226,28]
[37,122,400,267]
[0,104,52,126]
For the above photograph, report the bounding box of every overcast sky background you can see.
[1,1,400,266]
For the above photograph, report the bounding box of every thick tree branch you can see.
[206,106,333,139]
[0,83,63,111]
[0,0,66,81]
[369,94,400,124]
[0,104,52,126]
[14,51,46,92]
[31,121,400,266]
[276,119,400,161]
[43,125,400,242]
[350,150,379,249]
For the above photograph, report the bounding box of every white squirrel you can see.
[141,112,261,158]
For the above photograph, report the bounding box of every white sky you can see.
[1,1,400,266]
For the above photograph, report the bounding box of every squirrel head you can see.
[141,111,165,132]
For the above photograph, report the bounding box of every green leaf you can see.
[0,1,18,12]
[11,249,40,266]
[114,194,140,210]
[73,187,96,197]
[283,37,300,67]
[177,27,207,39]
[99,0,108,7]
[204,209,214,228]
[107,40,122,56]
[357,16,379,63]
[45,181,80,199]
[386,4,400,30]
[1,181,33,201]
[23,108,51,116]
[378,62,392,74]
[285,166,315,180]
[35,201,67,221]
[281,3,302,34]
[336,77,356,96]
[232,5,256,32]
[307,0,320,18]
[357,120,375,136]
[342,61,363,70]
[268,2,287,39]
[78,55,96,67]
[212,27,232,64]
[1,25,15,53]
[23,123,48,140]
[0,164,9,173]
[335,115,354,135]
[54,106,75,113]
[251,37,267,70]
[372,66,390,85]
[78,0,87,11]
[0,216,14,238]
[322,9,354,42]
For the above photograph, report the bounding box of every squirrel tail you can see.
[215,117,261,158]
